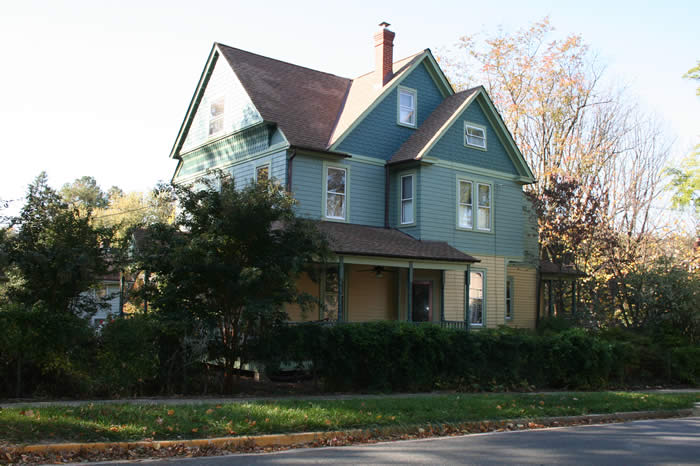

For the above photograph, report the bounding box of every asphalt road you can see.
[103,417,700,465]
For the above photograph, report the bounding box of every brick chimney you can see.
[374,22,395,86]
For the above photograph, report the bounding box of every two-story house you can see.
[169,23,539,329]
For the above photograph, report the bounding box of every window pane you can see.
[256,165,269,182]
[400,108,415,125]
[326,193,345,218]
[209,118,223,135]
[467,126,484,138]
[401,176,413,200]
[210,97,224,117]
[478,184,490,207]
[400,91,414,108]
[459,204,472,228]
[327,168,345,194]
[402,199,414,224]
[478,207,490,230]
[469,271,484,325]
[460,181,472,204]
[469,299,483,324]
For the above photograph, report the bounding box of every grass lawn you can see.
[2,392,698,444]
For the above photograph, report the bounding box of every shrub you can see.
[96,315,160,396]
[258,322,700,392]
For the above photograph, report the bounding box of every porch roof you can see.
[317,222,479,264]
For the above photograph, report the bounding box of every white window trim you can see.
[476,182,492,232]
[464,121,487,150]
[505,276,514,320]
[400,172,416,226]
[469,268,486,327]
[254,162,271,183]
[322,162,350,222]
[456,177,494,234]
[397,86,418,128]
[208,96,226,137]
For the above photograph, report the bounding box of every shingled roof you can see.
[216,44,434,152]
[317,222,478,263]
[218,44,351,151]
[389,87,480,164]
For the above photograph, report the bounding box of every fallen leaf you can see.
[167,409,175,416]
[205,409,214,415]
[191,428,198,433]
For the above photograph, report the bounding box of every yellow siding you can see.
[284,272,319,321]
[506,266,537,329]
[347,265,398,322]
[444,256,536,329]
[443,270,465,321]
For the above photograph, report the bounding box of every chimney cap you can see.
[378,21,391,28]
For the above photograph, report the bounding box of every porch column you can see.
[548,280,554,317]
[465,266,471,331]
[572,280,577,316]
[338,257,344,322]
[407,261,414,321]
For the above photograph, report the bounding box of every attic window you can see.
[464,122,486,149]
[398,87,417,127]
[208,97,225,136]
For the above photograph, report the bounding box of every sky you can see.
[0,0,698,215]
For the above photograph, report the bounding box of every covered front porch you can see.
[285,222,480,329]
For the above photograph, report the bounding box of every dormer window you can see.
[398,87,417,127]
[464,122,486,149]
[208,97,225,136]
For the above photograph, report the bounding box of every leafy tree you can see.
[95,188,175,238]
[665,152,700,215]
[2,172,114,315]
[684,60,700,96]
[60,175,109,212]
[134,174,330,392]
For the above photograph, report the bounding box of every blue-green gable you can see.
[427,99,519,175]
[336,62,445,160]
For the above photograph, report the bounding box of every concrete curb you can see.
[5,408,695,457]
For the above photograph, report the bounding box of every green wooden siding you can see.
[291,155,385,226]
[418,165,526,258]
[291,154,323,219]
[337,62,444,160]
[175,125,276,180]
[427,99,519,175]
[389,168,420,237]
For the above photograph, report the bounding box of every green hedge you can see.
[257,322,699,392]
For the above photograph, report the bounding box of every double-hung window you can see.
[464,122,486,149]
[458,180,473,229]
[208,97,225,136]
[255,164,269,183]
[458,180,492,232]
[398,87,417,127]
[400,174,414,224]
[325,166,347,220]
[477,183,491,231]
[469,270,485,326]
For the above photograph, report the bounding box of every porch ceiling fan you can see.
[357,265,397,278]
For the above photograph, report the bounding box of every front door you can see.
[412,281,432,322]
